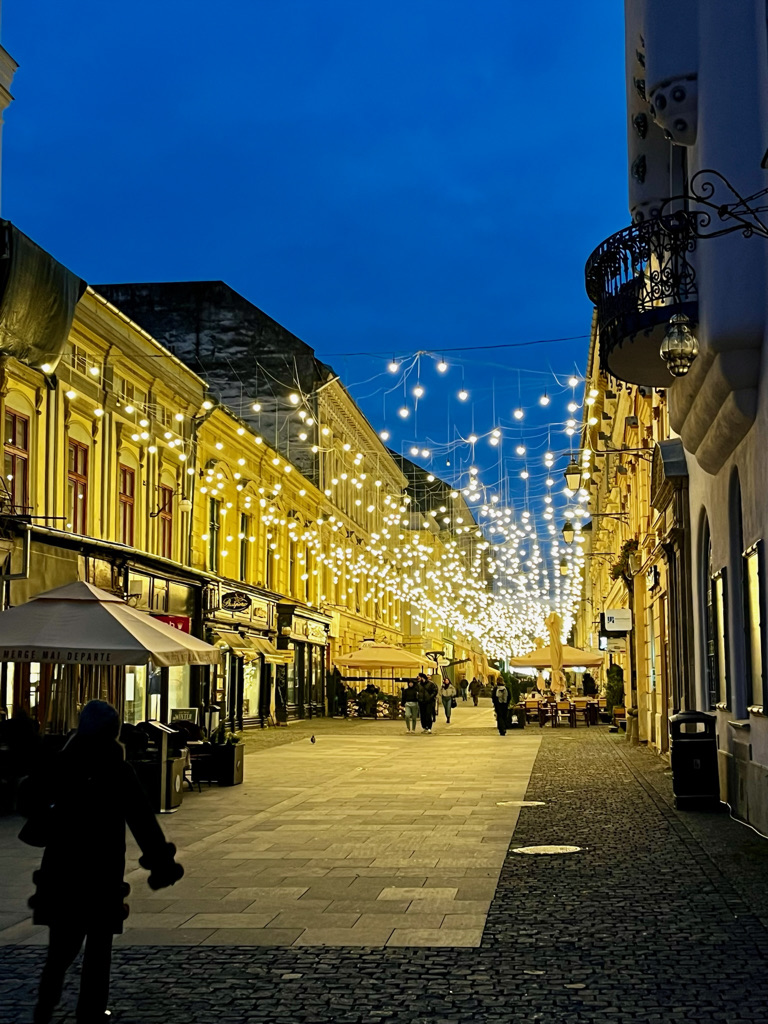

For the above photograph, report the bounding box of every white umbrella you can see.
[0,581,221,667]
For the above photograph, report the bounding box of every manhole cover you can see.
[496,800,546,807]
[512,845,583,855]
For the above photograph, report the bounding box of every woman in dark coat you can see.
[22,700,183,1024]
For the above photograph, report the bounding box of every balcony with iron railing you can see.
[585,213,699,387]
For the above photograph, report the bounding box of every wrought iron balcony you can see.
[585,213,698,387]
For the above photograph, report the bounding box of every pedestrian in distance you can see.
[20,700,184,1024]
[459,677,469,702]
[416,672,438,733]
[469,676,483,706]
[491,678,511,736]
[401,679,420,733]
[440,678,457,723]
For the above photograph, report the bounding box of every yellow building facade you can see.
[0,247,489,731]
[573,327,694,755]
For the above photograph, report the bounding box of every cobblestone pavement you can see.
[3,723,768,1022]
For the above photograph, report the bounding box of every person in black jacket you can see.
[416,673,438,733]
[22,700,184,1024]
[401,680,419,732]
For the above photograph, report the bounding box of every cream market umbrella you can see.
[508,644,604,670]
[0,581,221,667]
[334,643,434,672]
[545,611,566,692]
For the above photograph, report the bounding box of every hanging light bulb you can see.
[410,446,419,456]
[437,359,448,373]
[513,408,524,420]
[568,376,579,387]
[413,384,424,398]
[468,434,478,444]
[388,360,400,373]
[515,445,526,456]
[458,389,469,401]
[539,392,550,406]
[379,429,390,441]
[398,407,409,419]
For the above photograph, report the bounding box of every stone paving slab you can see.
[6,715,768,1020]
[0,702,538,953]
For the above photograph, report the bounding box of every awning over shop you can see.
[211,629,256,659]
[248,635,294,665]
[0,581,220,666]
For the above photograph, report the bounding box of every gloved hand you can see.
[139,842,184,890]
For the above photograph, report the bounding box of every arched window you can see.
[701,516,717,708]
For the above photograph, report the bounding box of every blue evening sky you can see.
[3,0,627,513]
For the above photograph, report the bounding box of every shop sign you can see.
[153,614,191,633]
[607,637,627,654]
[604,608,632,633]
[646,565,660,590]
[1,648,116,663]
[221,590,252,613]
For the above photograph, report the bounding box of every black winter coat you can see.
[24,735,180,933]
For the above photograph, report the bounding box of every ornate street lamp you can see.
[562,521,575,545]
[660,313,699,377]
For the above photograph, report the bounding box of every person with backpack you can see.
[416,672,438,733]
[491,678,511,736]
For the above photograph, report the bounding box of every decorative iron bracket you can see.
[661,169,768,240]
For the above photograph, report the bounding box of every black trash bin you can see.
[669,710,720,811]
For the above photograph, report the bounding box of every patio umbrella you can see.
[508,644,604,670]
[545,611,566,692]
[0,581,221,667]
[334,643,434,671]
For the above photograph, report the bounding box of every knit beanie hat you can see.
[77,700,120,740]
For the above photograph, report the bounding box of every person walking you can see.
[491,678,511,736]
[459,677,469,702]
[440,678,457,724]
[416,672,438,733]
[469,677,483,706]
[20,700,184,1024]
[401,680,419,733]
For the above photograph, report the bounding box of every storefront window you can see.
[167,666,190,714]
[125,665,147,724]
[243,659,261,720]
[285,651,296,708]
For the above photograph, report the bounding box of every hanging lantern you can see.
[660,313,699,377]
[563,460,581,491]
[561,521,575,545]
